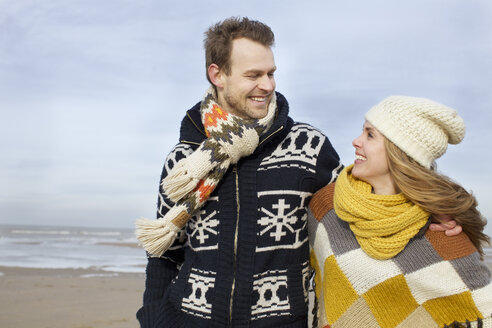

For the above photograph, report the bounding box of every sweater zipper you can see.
[229,164,240,323]
[183,126,283,322]
[259,126,284,146]
[181,126,284,147]
[181,140,201,146]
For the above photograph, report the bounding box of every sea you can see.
[0,224,147,274]
[1,224,491,275]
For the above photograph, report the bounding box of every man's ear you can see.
[208,64,224,88]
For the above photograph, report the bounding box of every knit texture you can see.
[334,165,429,260]
[308,183,492,328]
[365,95,465,168]
[135,87,276,257]
[137,92,343,328]
[164,86,276,202]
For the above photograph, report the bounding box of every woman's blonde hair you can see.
[384,138,490,256]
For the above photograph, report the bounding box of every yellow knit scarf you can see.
[333,165,430,260]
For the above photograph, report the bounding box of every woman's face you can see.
[352,121,396,194]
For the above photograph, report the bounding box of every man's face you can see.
[216,38,276,119]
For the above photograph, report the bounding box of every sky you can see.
[1,0,491,236]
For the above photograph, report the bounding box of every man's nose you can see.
[258,75,275,92]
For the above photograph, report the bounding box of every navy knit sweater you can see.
[137,92,342,327]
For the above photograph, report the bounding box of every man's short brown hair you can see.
[204,17,275,84]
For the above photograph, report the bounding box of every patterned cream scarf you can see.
[333,165,430,259]
[136,86,276,257]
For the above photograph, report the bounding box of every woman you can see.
[308,96,491,328]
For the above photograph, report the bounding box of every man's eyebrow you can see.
[243,66,277,74]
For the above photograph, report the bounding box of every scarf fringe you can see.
[135,217,181,257]
[162,147,214,202]
[136,205,190,257]
[162,164,200,202]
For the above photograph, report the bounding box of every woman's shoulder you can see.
[309,182,336,220]
[423,229,479,261]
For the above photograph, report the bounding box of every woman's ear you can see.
[207,64,223,88]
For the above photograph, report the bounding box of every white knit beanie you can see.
[365,96,465,169]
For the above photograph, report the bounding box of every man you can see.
[136,17,461,327]
[137,17,341,327]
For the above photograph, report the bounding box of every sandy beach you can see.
[0,266,145,328]
[1,262,491,328]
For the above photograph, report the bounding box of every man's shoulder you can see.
[180,101,202,126]
[178,101,206,143]
[290,121,327,138]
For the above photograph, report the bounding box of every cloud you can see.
[1,0,491,237]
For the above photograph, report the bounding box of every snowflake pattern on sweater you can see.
[137,92,342,328]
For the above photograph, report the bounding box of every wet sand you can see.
[0,266,145,328]
[1,261,491,328]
